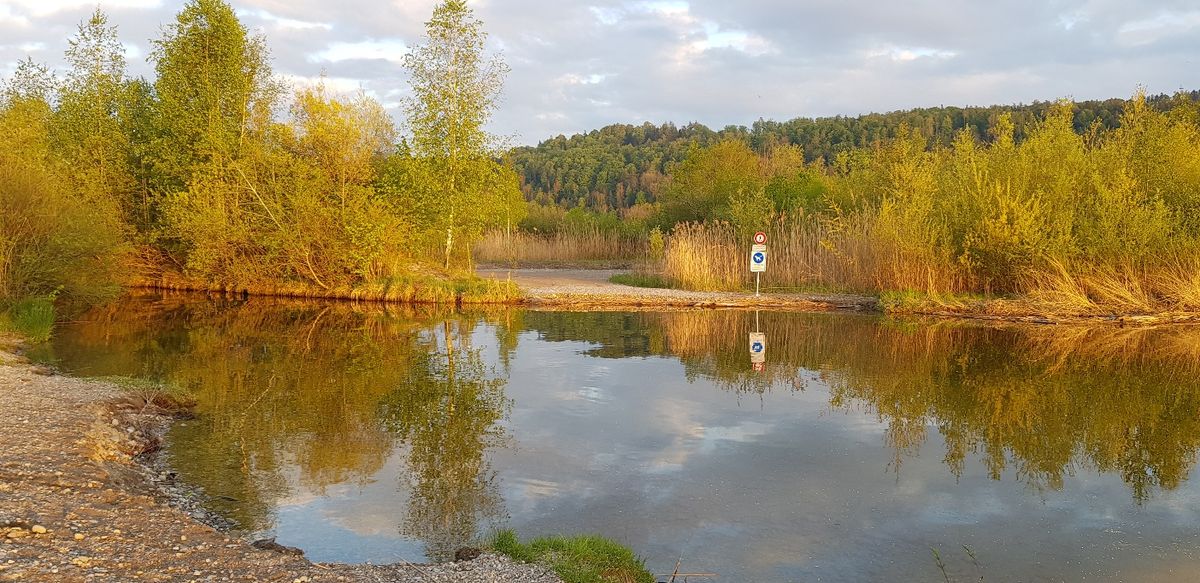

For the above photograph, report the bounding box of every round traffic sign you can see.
[753,231,767,245]
[753,252,766,264]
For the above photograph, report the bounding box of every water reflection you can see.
[42,294,1200,579]
[47,296,514,559]
[526,311,1200,500]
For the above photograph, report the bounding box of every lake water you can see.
[41,294,1200,581]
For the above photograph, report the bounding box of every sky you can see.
[1,0,1198,145]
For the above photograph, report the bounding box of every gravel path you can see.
[480,268,879,311]
[0,336,561,583]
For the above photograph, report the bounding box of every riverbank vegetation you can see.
[490,529,654,583]
[497,93,1200,317]
[0,0,523,323]
[3,0,1198,321]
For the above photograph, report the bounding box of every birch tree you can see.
[403,0,509,269]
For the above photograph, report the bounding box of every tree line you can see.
[509,93,1199,212]
[0,0,522,312]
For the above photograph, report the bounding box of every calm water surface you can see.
[42,294,1200,582]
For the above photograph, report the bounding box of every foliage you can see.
[0,296,57,342]
[0,134,126,305]
[490,529,655,583]
[510,93,1198,211]
[0,0,528,307]
[402,0,516,268]
[651,92,1200,312]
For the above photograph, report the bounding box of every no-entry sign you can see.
[753,231,767,245]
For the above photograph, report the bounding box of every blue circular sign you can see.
[751,342,764,352]
[753,252,765,263]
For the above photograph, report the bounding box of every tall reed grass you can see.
[661,218,968,294]
[474,228,646,266]
[659,219,1200,315]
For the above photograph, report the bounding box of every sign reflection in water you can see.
[42,295,1200,582]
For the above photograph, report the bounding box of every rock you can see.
[250,537,304,557]
[74,533,85,541]
[454,546,482,561]
[0,516,31,530]
[31,525,46,534]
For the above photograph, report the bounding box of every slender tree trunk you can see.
[444,210,455,270]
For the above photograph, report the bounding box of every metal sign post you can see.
[750,232,768,297]
[750,244,767,296]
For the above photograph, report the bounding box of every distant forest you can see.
[509,92,1200,210]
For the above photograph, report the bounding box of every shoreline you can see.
[0,336,560,583]
[126,268,1200,328]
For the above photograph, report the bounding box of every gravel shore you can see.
[0,336,561,583]
[479,268,879,311]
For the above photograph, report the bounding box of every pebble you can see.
[31,525,46,534]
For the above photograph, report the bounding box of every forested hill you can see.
[509,92,1199,210]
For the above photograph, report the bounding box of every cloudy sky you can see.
[1,0,1198,145]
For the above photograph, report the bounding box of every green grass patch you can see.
[490,529,654,583]
[362,274,524,304]
[0,297,57,342]
[609,272,675,289]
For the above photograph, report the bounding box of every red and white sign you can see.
[753,231,767,245]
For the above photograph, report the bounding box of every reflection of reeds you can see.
[628,310,1200,500]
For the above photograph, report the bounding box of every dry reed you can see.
[474,229,645,266]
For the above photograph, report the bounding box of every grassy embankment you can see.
[126,269,524,305]
[490,529,655,583]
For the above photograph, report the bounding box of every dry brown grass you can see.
[652,219,1200,319]
[660,217,968,294]
[474,229,645,266]
[1021,256,1200,315]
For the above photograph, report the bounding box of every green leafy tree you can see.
[53,9,137,227]
[403,0,510,269]
[148,0,281,279]
[148,0,279,193]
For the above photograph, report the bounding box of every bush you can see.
[0,164,126,305]
[1,296,56,342]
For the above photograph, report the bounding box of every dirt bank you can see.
[480,268,879,311]
[0,336,560,583]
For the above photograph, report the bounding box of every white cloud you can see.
[309,39,408,64]
[558,72,608,85]
[240,8,333,31]
[1117,11,1200,47]
[865,45,958,63]
[0,5,31,26]
[1,0,162,18]
[279,73,368,95]
[2,0,1199,144]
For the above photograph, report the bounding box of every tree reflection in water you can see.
[46,295,1200,563]
[47,294,514,558]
